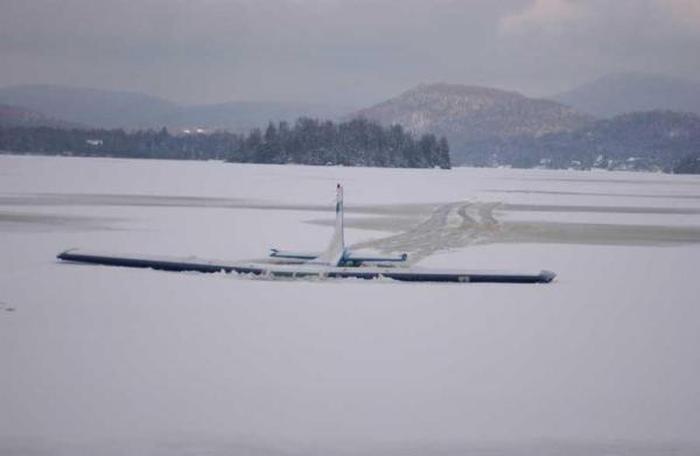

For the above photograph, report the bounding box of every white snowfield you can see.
[2,155,700,455]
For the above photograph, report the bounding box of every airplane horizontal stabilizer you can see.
[269,249,319,260]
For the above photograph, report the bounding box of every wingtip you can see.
[57,248,77,260]
[540,270,557,282]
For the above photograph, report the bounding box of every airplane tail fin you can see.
[311,183,345,266]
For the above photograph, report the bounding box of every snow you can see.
[2,155,700,455]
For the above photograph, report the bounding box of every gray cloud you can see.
[1,0,699,105]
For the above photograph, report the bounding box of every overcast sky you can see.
[2,0,700,106]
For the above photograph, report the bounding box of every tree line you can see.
[674,153,700,174]
[0,117,451,169]
[452,111,700,172]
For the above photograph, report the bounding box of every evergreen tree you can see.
[0,118,452,169]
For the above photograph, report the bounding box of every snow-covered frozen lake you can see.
[2,155,700,455]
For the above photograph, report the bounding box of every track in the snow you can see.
[349,201,501,264]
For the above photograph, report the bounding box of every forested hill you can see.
[0,117,451,169]
[457,110,700,172]
[352,83,592,155]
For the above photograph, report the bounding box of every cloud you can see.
[499,0,587,34]
[1,0,699,104]
[663,0,700,28]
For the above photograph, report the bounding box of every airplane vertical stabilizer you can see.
[311,183,346,266]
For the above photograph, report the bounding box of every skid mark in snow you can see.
[340,201,700,263]
[349,201,502,264]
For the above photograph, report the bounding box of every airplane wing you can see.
[269,248,319,260]
[57,249,556,283]
[343,252,408,263]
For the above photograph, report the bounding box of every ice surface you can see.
[1,155,700,455]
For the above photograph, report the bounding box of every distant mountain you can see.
[155,101,351,133]
[554,73,700,117]
[0,103,80,128]
[479,110,700,171]
[0,84,178,129]
[351,83,593,162]
[0,84,352,131]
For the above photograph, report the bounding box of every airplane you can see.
[268,184,408,267]
[57,184,556,283]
